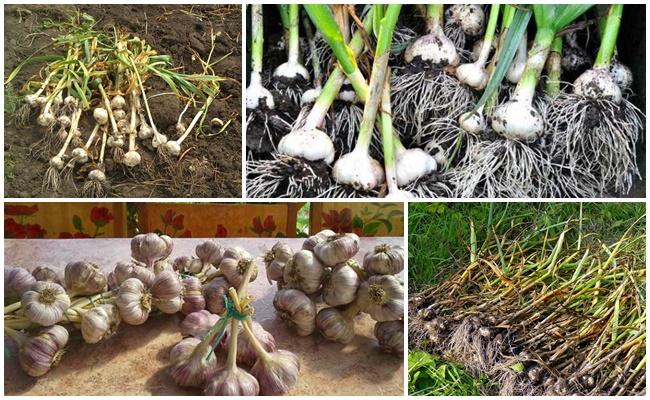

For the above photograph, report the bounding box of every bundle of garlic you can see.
[268,230,404,356]
[171,255,301,395]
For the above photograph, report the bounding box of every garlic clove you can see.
[363,244,404,276]
[179,310,219,338]
[130,233,174,270]
[116,278,151,325]
[18,325,69,377]
[64,261,108,296]
[316,307,356,344]
[21,281,71,326]
[81,304,120,344]
[282,250,325,294]
[313,233,360,267]
[32,266,61,284]
[374,320,403,355]
[168,337,218,388]
[181,276,205,315]
[250,349,300,395]
[204,367,260,396]
[5,266,37,301]
[273,289,316,336]
[322,260,361,307]
[358,275,404,322]
[203,277,231,315]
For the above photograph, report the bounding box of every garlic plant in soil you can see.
[272,5,310,105]
[270,230,404,356]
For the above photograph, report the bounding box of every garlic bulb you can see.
[316,306,356,344]
[32,267,61,284]
[219,247,258,288]
[64,261,108,296]
[18,325,69,377]
[358,275,404,321]
[116,278,152,325]
[313,233,360,267]
[195,241,225,273]
[302,229,336,252]
[363,244,404,275]
[21,281,71,326]
[107,261,155,289]
[154,259,175,274]
[204,277,231,315]
[374,320,403,354]
[180,310,219,338]
[251,349,300,395]
[181,276,205,315]
[173,256,193,273]
[283,250,325,294]
[168,337,218,388]
[130,233,173,269]
[5,266,37,301]
[151,270,183,314]
[264,242,293,283]
[81,304,120,344]
[223,321,276,365]
[273,289,316,336]
[205,367,260,396]
[322,260,361,306]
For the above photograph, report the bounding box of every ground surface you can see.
[4,237,404,395]
[4,5,242,198]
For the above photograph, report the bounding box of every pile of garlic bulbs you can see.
[267,230,404,355]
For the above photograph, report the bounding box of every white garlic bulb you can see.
[63,261,107,296]
[181,276,205,315]
[264,242,293,283]
[204,277,231,315]
[250,349,301,395]
[322,260,361,306]
[107,261,155,289]
[302,229,336,252]
[273,289,316,336]
[179,310,219,337]
[5,266,37,301]
[358,275,404,322]
[363,244,404,275]
[21,281,71,326]
[116,278,151,325]
[169,337,218,388]
[195,241,225,273]
[219,247,258,288]
[374,320,403,354]
[32,266,61,284]
[283,250,325,294]
[18,324,69,377]
[153,259,175,274]
[151,270,183,314]
[316,306,356,344]
[205,367,260,396]
[313,233,360,267]
[81,304,120,344]
[130,233,174,269]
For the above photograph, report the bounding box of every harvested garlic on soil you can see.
[151,270,183,314]
[18,325,69,377]
[81,304,120,344]
[64,261,107,296]
[181,276,205,315]
[130,233,174,270]
[116,278,152,325]
[251,349,301,396]
[219,247,258,288]
[363,244,405,275]
[322,260,361,306]
[374,320,403,354]
[273,289,317,336]
[179,310,219,338]
[5,266,37,301]
[203,277,231,315]
[264,242,293,283]
[108,261,155,289]
[283,250,325,294]
[32,267,61,284]
[302,229,336,252]
[313,233,360,267]
[316,306,356,344]
[168,337,218,388]
[21,281,71,326]
[223,321,276,365]
[359,275,404,322]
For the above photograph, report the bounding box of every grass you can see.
[296,203,310,237]
[4,152,15,185]
[409,351,488,395]
[408,202,646,290]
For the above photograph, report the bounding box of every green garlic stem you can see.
[513,27,556,104]
[287,4,301,64]
[477,5,500,66]
[303,12,322,89]
[594,4,623,68]
[545,36,563,98]
[226,319,239,370]
[251,5,265,75]
[426,4,444,32]
[98,84,119,135]
[379,70,398,194]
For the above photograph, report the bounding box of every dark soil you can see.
[4,4,242,198]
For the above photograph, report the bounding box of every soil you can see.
[4,4,242,198]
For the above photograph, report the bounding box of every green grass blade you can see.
[5,55,64,86]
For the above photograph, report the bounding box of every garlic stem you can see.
[84,124,100,149]
[198,268,223,283]
[129,58,164,145]
[226,319,239,370]
[4,326,25,345]
[234,290,271,363]
[341,299,362,320]
[303,13,322,90]
[176,96,214,146]
[98,84,119,136]
[55,108,82,159]
[128,91,138,152]
[5,300,22,314]
[98,125,107,167]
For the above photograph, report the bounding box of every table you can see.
[4,237,404,395]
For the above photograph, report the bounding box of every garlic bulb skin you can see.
[219,247,258,288]
[64,261,107,296]
[363,244,404,275]
[456,61,488,90]
[316,307,355,344]
[18,325,69,377]
[195,241,225,272]
[609,61,633,90]
[283,250,325,294]
[21,281,71,326]
[358,275,404,322]
[405,25,460,66]
[332,148,385,191]
[32,267,61,284]
[277,128,336,164]
[108,261,155,289]
[223,321,276,365]
[173,256,193,273]
[322,260,361,306]
[5,267,37,301]
[168,337,218,388]
[179,310,219,337]
[302,229,336,252]
[116,278,151,325]
[154,259,175,274]
[573,67,623,104]
[313,233,360,267]
[251,349,301,395]
[273,289,317,336]
[265,242,293,283]
[151,270,183,314]
[204,367,260,396]
[491,95,544,142]
[204,277,231,315]
[395,148,437,187]
[81,304,120,344]
[446,4,485,37]
[181,276,205,315]
[130,233,174,269]
[459,110,486,135]
[374,320,403,354]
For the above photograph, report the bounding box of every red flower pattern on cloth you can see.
[90,207,114,227]
[215,224,228,238]
[251,216,277,236]
[322,208,354,233]
[5,218,46,239]
[5,205,39,216]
